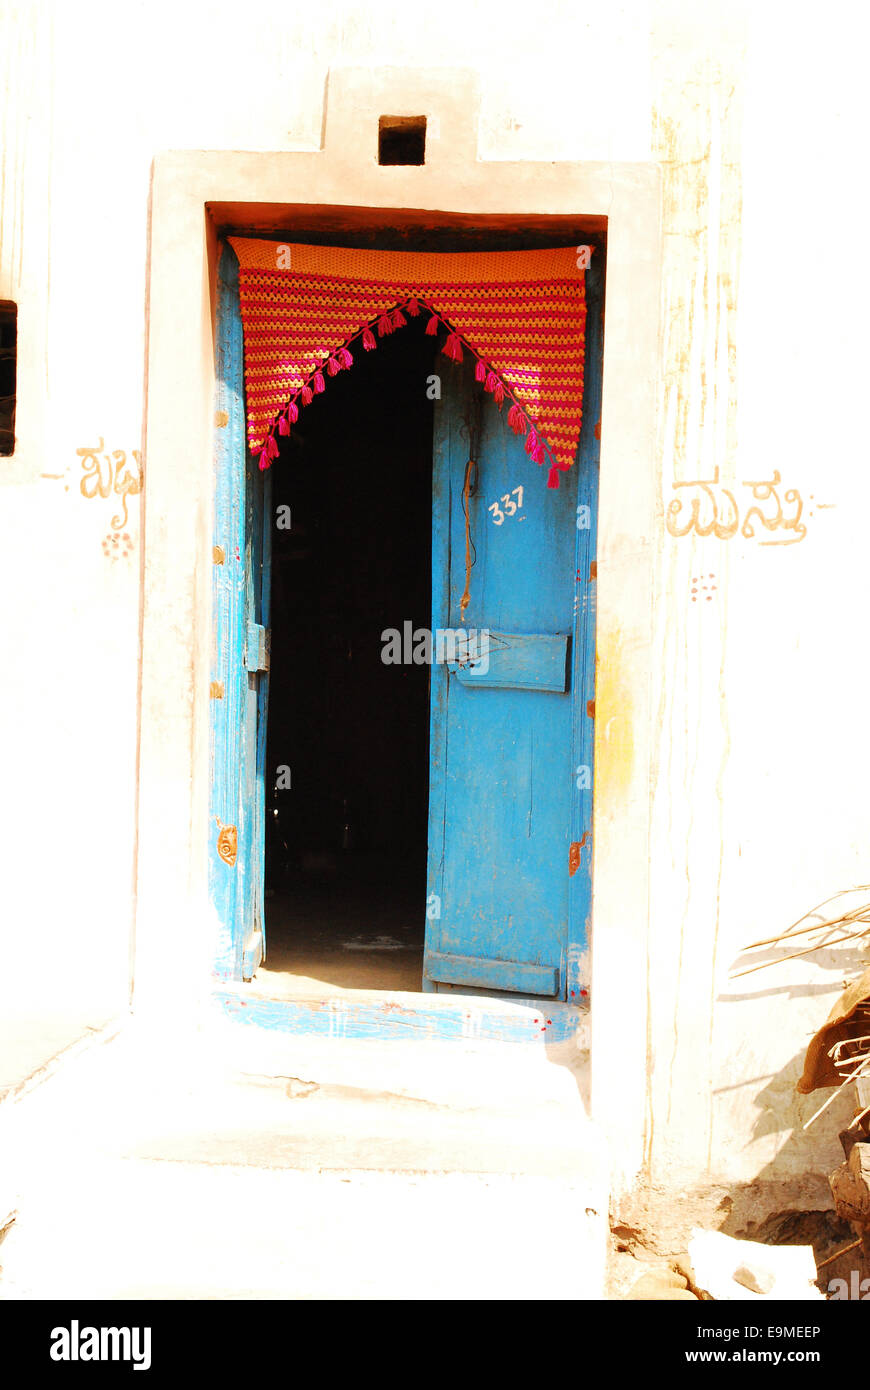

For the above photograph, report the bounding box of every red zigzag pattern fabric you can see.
[229,239,587,489]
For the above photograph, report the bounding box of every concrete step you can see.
[0,1016,608,1299]
[0,1159,605,1300]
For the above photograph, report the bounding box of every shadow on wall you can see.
[727,885,870,987]
[715,887,870,1259]
[544,1033,591,1115]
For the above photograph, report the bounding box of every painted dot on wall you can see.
[692,573,717,604]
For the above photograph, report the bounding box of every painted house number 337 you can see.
[489,486,524,525]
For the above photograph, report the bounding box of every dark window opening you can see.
[378,116,427,166]
[0,302,16,456]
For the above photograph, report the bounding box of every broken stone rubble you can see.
[687,1229,823,1301]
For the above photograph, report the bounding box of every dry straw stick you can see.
[731,927,870,979]
[803,1052,870,1131]
[741,887,870,952]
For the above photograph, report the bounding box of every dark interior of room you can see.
[262,313,437,992]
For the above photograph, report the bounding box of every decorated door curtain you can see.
[229,239,587,490]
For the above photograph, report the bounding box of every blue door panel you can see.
[425,361,579,997]
[451,631,569,691]
[211,245,270,983]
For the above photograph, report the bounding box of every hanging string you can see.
[459,384,484,624]
[460,456,478,625]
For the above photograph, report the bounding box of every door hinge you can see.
[245,623,270,672]
[569,832,590,877]
[216,824,237,866]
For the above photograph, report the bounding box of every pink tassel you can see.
[362,328,376,351]
[407,297,420,317]
[377,313,394,337]
[391,308,406,328]
[532,443,545,465]
[339,347,353,368]
[258,449,271,471]
[327,356,340,376]
[278,414,290,436]
[443,333,463,362]
[493,381,505,407]
[508,404,526,435]
[547,466,561,489]
[288,401,299,423]
[525,428,539,458]
[475,360,486,383]
[425,315,439,336]
[314,372,325,394]
[301,384,313,405]
[266,434,279,459]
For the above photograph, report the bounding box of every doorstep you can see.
[213,979,588,1044]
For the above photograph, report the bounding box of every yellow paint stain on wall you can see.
[594,630,635,807]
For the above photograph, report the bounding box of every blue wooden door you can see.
[424,268,599,1000]
[211,246,271,982]
[212,241,599,1002]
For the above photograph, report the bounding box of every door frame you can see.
[210,238,602,1004]
[136,65,661,1190]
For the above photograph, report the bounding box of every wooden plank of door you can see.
[210,245,248,981]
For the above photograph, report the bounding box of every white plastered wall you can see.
[1,0,869,1225]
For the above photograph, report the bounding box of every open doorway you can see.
[260,315,438,993]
